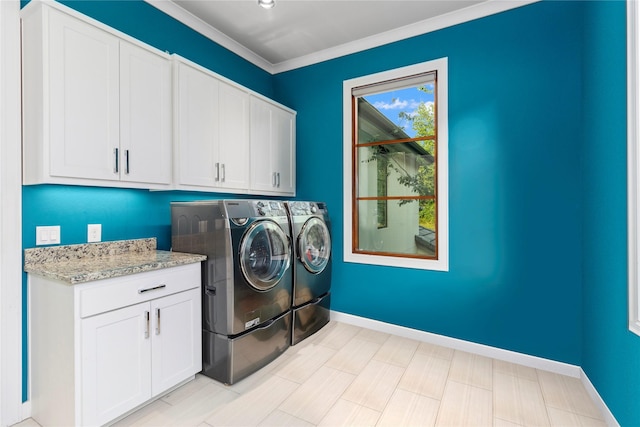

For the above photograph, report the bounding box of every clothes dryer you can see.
[286,201,332,345]
[171,199,292,384]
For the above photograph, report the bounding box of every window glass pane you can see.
[356,143,435,198]
[354,77,437,259]
[357,199,436,257]
[357,84,435,143]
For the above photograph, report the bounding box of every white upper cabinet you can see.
[250,96,296,196]
[21,1,296,196]
[173,56,250,192]
[218,81,251,190]
[21,1,172,189]
[27,4,120,183]
[119,41,172,186]
[174,59,220,188]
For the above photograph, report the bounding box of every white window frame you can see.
[628,1,640,336]
[343,57,449,271]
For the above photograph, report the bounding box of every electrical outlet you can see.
[36,226,61,245]
[88,224,101,243]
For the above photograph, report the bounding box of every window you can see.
[628,1,640,336]
[343,58,448,271]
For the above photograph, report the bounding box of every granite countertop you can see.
[24,238,206,285]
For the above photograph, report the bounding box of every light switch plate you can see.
[36,226,61,245]
[88,224,101,243]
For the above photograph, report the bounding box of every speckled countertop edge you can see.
[24,238,206,285]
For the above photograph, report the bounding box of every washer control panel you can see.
[253,200,287,217]
[287,201,328,216]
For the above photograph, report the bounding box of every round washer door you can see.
[298,217,331,274]
[240,220,291,291]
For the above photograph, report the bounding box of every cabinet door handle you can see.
[144,311,150,339]
[125,149,130,175]
[114,148,119,174]
[215,162,220,182]
[138,284,167,294]
[155,308,161,335]
[272,172,276,187]
[277,172,280,188]
[221,163,226,182]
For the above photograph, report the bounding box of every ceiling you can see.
[145,0,537,74]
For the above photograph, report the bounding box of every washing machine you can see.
[171,199,292,384]
[286,201,332,345]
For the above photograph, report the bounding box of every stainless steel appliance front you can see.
[286,201,332,345]
[171,199,292,384]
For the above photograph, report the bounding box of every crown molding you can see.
[144,0,275,73]
[146,0,540,75]
[273,0,539,74]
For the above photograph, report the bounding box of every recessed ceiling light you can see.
[258,0,275,9]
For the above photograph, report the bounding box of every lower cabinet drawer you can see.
[78,263,201,318]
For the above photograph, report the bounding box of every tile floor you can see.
[18,321,608,426]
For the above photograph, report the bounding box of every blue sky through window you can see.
[363,84,435,138]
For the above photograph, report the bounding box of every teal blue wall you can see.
[20,1,640,423]
[23,186,217,250]
[581,2,640,425]
[276,1,584,365]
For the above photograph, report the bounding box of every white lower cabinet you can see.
[81,302,152,426]
[29,264,202,426]
[150,291,202,395]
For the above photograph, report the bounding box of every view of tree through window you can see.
[353,75,438,258]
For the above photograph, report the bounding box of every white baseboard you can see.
[21,400,31,421]
[580,370,620,427]
[331,310,619,426]
[331,310,581,377]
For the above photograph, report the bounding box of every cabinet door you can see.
[150,288,201,396]
[250,96,276,193]
[120,41,172,186]
[81,302,152,426]
[272,106,296,195]
[218,82,250,190]
[175,61,220,187]
[48,7,120,181]
[250,97,296,195]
